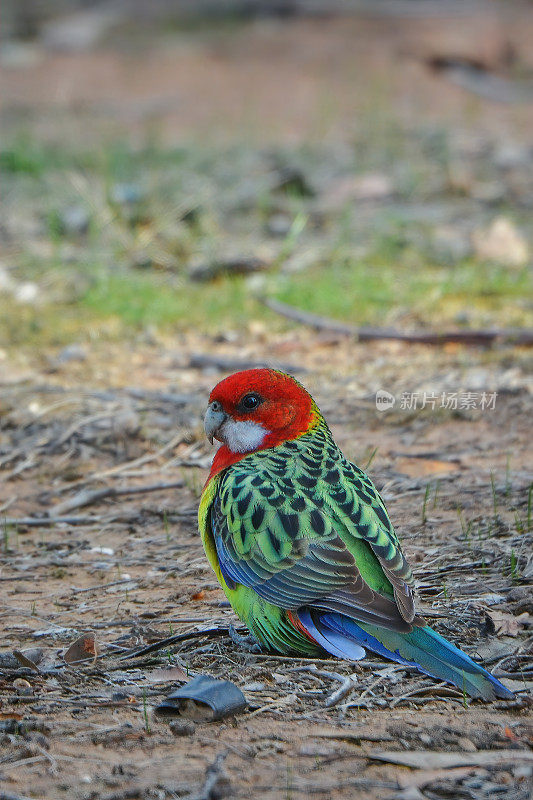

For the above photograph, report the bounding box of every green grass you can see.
[2,133,532,349]
[273,247,531,329]
[2,238,531,349]
[82,271,262,330]
[7,252,526,349]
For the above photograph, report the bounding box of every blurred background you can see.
[1,0,532,366]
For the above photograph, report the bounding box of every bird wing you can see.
[209,428,422,631]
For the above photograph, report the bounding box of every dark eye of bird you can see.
[239,392,262,412]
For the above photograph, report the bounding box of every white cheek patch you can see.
[221,419,269,453]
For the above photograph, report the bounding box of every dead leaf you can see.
[0,648,44,669]
[13,678,32,690]
[63,633,98,665]
[504,725,519,742]
[191,590,205,601]
[13,650,41,672]
[484,609,526,637]
[147,667,188,684]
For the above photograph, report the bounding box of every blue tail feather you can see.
[302,610,514,701]
[298,608,366,660]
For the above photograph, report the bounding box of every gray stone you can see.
[60,206,90,236]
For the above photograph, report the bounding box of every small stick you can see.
[428,58,533,104]
[49,479,184,517]
[246,694,298,718]
[54,411,117,447]
[325,675,358,708]
[65,578,137,596]
[0,497,17,513]
[188,751,230,800]
[89,431,186,480]
[389,680,452,708]
[356,666,406,704]
[289,664,357,707]
[2,516,102,527]
[119,626,247,661]
[288,665,346,682]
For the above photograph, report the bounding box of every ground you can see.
[1,4,532,799]
[1,336,532,799]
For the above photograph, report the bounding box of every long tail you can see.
[297,609,513,701]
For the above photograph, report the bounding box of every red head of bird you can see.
[204,368,319,480]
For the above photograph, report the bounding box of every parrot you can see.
[198,368,513,701]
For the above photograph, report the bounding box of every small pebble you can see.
[56,344,87,364]
[457,736,477,752]
[111,183,144,205]
[60,206,90,236]
[494,143,531,170]
[169,719,196,737]
[13,678,33,695]
[14,282,39,304]
[266,213,292,237]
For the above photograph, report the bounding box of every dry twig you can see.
[49,479,185,517]
[262,297,533,347]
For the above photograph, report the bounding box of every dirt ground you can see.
[1,4,533,799]
[3,5,533,146]
[1,333,532,800]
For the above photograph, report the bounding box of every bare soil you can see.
[1,333,532,800]
[3,8,533,146]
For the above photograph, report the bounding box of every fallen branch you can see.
[262,297,357,336]
[49,479,184,517]
[368,749,533,769]
[119,626,247,662]
[262,297,533,347]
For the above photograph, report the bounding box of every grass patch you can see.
[2,134,532,349]
[4,244,529,350]
[273,248,532,329]
[82,271,263,331]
